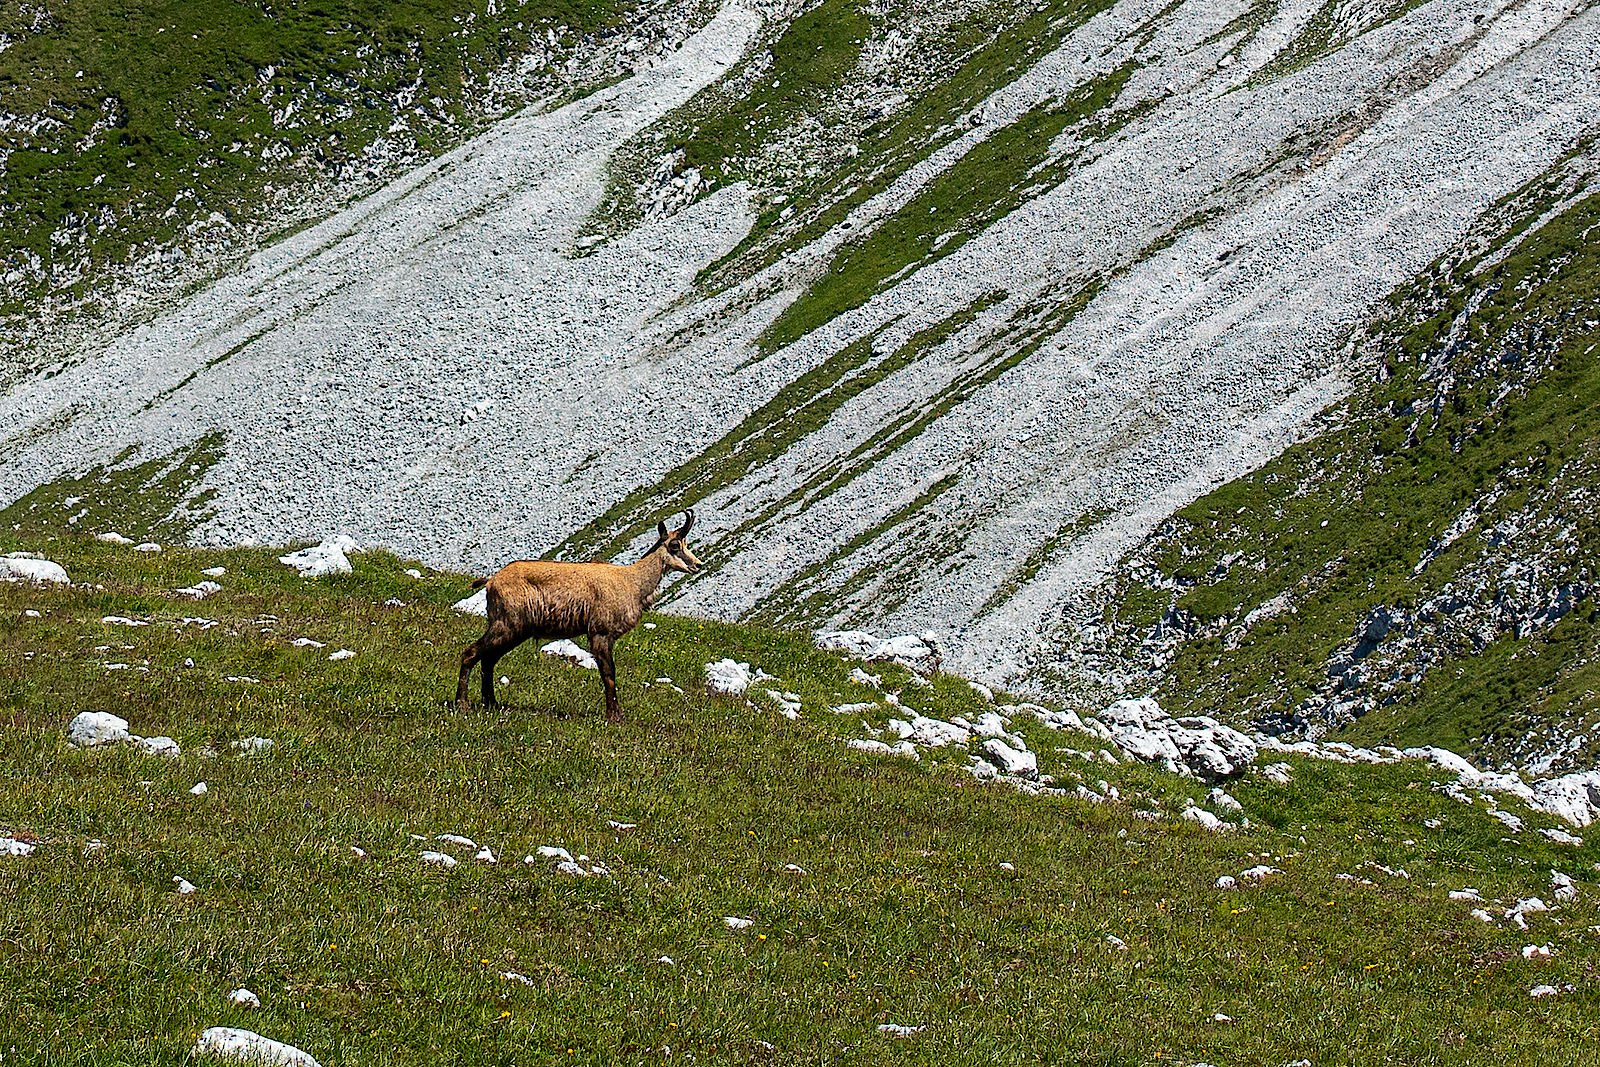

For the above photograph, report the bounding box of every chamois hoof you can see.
[605,708,623,725]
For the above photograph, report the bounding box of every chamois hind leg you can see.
[456,641,482,713]
[590,633,621,723]
[480,649,501,711]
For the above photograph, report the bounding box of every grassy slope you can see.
[0,0,638,313]
[2,532,1598,1065]
[1084,152,1600,765]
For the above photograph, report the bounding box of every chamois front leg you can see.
[591,633,621,723]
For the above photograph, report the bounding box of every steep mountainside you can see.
[1075,148,1600,776]
[3,0,1598,729]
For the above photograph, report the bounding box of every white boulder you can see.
[278,534,359,578]
[0,555,69,584]
[847,738,918,759]
[193,1027,320,1067]
[68,712,131,748]
[814,629,941,673]
[543,640,597,669]
[980,738,1037,780]
[888,715,970,748]
[1091,698,1257,782]
[135,736,181,758]
[705,658,772,695]
[452,588,488,616]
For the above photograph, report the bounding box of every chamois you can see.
[456,510,702,722]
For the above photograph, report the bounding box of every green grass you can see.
[3,531,1599,1064]
[680,0,871,178]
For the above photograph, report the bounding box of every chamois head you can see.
[654,509,702,574]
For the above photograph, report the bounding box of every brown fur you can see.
[456,511,702,722]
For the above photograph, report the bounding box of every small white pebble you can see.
[189,782,209,796]
[202,567,226,577]
[24,609,41,618]
[420,851,458,868]
[998,862,1015,872]
[607,820,636,831]
[785,863,806,875]
[174,877,197,895]
[405,569,423,579]
[475,847,496,863]
[328,648,355,661]
[1215,875,1237,890]
[227,988,260,1009]
[350,846,367,858]
[723,916,754,929]
[1106,935,1128,950]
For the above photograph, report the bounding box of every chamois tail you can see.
[471,576,490,590]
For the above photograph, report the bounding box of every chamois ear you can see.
[657,519,670,542]
[679,508,695,537]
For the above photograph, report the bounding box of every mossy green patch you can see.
[0,433,226,543]
[0,0,641,315]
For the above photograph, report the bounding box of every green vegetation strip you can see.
[685,0,1121,302]
[759,62,1139,354]
[0,433,226,544]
